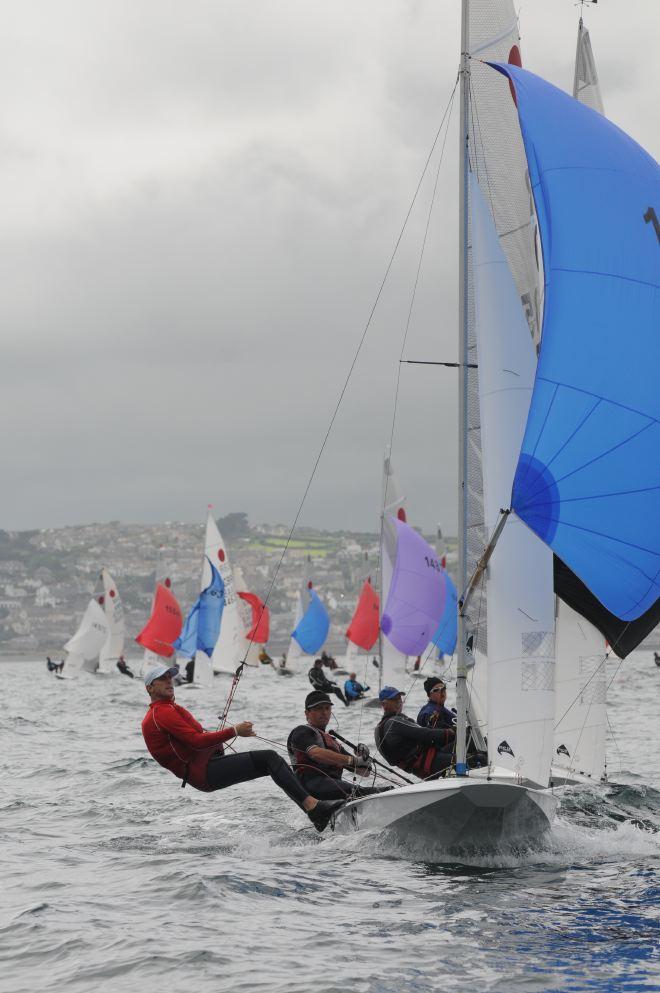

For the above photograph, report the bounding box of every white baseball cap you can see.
[144,663,179,687]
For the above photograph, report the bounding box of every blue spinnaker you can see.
[431,572,457,657]
[173,601,200,657]
[292,589,329,655]
[173,560,225,657]
[491,62,660,622]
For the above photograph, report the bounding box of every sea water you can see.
[2,653,658,993]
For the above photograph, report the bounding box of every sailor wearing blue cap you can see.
[375,686,456,778]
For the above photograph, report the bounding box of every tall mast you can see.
[455,0,470,775]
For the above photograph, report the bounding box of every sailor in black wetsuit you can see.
[308,658,348,706]
[116,656,135,678]
[287,691,385,800]
[375,686,455,779]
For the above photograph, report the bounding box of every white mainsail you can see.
[550,16,608,780]
[64,599,110,677]
[97,569,126,675]
[471,175,555,788]
[203,511,243,675]
[553,600,607,781]
[285,590,305,671]
[573,18,605,114]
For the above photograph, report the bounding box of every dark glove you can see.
[355,743,371,761]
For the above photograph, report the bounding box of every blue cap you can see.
[378,685,405,701]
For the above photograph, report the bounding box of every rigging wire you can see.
[219,73,460,725]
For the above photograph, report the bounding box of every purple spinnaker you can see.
[381,518,446,656]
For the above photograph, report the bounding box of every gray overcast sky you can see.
[1,1,657,535]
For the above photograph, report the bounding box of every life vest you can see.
[375,714,444,776]
[287,725,345,781]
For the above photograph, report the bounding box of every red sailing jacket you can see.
[142,700,237,791]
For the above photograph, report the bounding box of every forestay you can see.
[494,63,660,622]
[471,174,555,788]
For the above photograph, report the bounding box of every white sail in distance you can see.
[98,569,126,674]
[64,599,110,676]
[203,511,243,675]
[285,590,305,671]
[232,564,260,668]
[471,175,555,788]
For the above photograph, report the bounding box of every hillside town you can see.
[0,515,456,657]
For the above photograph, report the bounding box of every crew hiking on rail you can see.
[141,664,344,831]
[287,691,387,801]
[308,658,348,706]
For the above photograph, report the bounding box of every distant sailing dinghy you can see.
[62,599,110,679]
[135,583,183,660]
[336,3,659,849]
[96,569,126,675]
[282,583,330,676]
[140,553,176,678]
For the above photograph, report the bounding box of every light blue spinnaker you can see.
[491,62,660,622]
[292,589,329,655]
[431,572,457,658]
[173,560,225,657]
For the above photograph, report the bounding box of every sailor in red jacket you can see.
[141,663,343,831]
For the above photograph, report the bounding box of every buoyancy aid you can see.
[287,725,346,781]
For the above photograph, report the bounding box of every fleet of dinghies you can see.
[51,3,658,854]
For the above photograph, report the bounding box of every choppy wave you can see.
[2,654,659,993]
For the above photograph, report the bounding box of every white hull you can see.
[333,773,557,852]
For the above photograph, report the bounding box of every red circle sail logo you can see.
[218,549,226,562]
[109,589,116,598]
[164,577,171,588]
[98,596,104,605]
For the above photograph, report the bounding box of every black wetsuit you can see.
[375,713,455,778]
[287,724,384,801]
[117,660,135,678]
[185,659,195,683]
[206,750,310,805]
[308,666,348,705]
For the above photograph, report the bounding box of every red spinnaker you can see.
[135,583,183,658]
[346,580,380,651]
[238,591,270,643]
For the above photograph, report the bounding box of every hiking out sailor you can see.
[46,656,56,673]
[344,673,369,703]
[287,691,385,801]
[320,650,338,670]
[184,658,195,683]
[417,677,487,765]
[258,648,273,665]
[308,658,348,706]
[417,678,455,730]
[375,686,456,778]
[141,664,342,831]
[116,656,134,678]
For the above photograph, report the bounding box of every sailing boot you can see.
[307,798,345,833]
